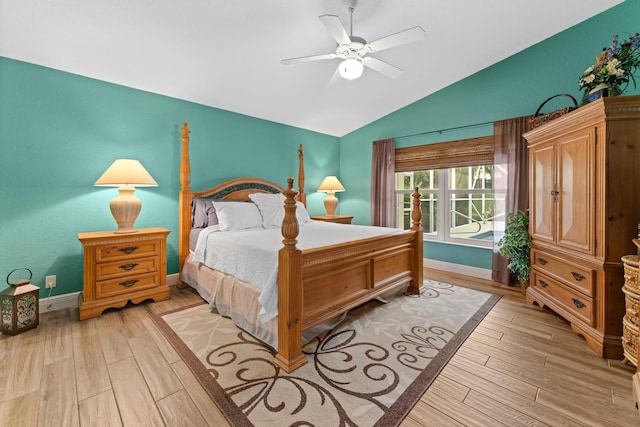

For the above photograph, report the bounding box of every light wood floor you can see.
[0,269,637,426]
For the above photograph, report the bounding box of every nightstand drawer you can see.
[96,272,160,299]
[96,256,158,281]
[531,271,594,326]
[96,240,160,262]
[532,249,595,296]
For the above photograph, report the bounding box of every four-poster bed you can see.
[177,122,424,372]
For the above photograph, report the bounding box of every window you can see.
[395,165,495,248]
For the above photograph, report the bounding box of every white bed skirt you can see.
[180,254,346,349]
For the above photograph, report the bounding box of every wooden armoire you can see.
[524,95,640,359]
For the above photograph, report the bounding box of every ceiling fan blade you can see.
[327,65,343,87]
[362,57,403,79]
[319,14,351,45]
[281,53,337,65]
[367,26,425,52]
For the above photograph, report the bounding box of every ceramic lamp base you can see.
[323,191,339,216]
[110,186,141,233]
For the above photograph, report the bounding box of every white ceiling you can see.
[0,0,623,137]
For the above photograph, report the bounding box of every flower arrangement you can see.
[578,33,640,97]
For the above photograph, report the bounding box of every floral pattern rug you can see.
[152,280,500,427]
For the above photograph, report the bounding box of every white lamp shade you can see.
[94,159,158,187]
[317,176,345,193]
[94,159,157,233]
[339,58,364,80]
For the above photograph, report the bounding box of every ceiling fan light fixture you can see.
[339,58,363,80]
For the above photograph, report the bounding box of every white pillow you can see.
[212,201,263,231]
[249,193,286,228]
[295,201,311,224]
[249,193,312,228]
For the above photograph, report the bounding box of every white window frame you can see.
[395,167,494,249]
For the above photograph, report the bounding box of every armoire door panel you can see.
[557,131,594,253]
[530,144,555,243]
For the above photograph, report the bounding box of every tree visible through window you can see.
[395,166,495,248]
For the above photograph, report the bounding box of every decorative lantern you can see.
[1,268,40,335]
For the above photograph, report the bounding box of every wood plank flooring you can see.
[0,269,637,426]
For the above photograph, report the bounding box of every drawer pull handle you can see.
[118,246,139,254]
[572,298,586,309]
[538,258,548,265]
[571,272,585,281]
[538,279,548,288]
[119,263,139,271]
[119,279,139,288]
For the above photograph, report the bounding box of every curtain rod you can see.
[394,120,494,140]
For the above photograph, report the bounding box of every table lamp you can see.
[317,176,345,216]
[94,159,158,233]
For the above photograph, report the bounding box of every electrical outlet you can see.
[45,275,56,288]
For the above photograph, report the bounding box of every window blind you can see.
[395,136,494,172]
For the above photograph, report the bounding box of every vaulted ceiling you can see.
[0,0,623,136]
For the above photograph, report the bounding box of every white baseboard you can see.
[40,292,81,313]
[39,273,182,313]
[423,258,492,281]
[167,273,180,286]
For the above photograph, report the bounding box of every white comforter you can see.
[192,221,403,323]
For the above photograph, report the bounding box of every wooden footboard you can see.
[274,178,423,372]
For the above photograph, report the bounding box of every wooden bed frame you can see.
[178,122,424,372]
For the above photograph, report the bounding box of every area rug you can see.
[152,280,500,427]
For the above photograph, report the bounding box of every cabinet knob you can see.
[118,246,139,255]
[119,263,139,271]
[571,298,586,309]
[118,279,139,288]
[571,272,585,281]
[550,190,559,196]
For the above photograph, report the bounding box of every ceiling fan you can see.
[281,0,425,81]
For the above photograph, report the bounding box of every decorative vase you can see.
[587,83,611,102]
[587,83,622,103]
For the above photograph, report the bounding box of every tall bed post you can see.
[274,178,307,372]
[298,144,306,207]
[178,122,192,283]
[408,186,423,294]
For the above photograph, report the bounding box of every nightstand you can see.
[78,227,171,320]
[311,215,353,224]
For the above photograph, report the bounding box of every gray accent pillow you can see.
[191,198,218,228]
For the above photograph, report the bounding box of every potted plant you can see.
[497,211,531,284]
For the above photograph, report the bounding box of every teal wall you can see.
[1,0,638,297]
[0,58,339,297]
[339,0,640,269]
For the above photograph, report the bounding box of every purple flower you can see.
[607,34,619,60]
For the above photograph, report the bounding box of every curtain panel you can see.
[491,116,531,287]
[371,139,396,227]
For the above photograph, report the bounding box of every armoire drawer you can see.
[96,272,160,299]
[531,271,594,326]
[96,256,158,281]
[532,249,595,296]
